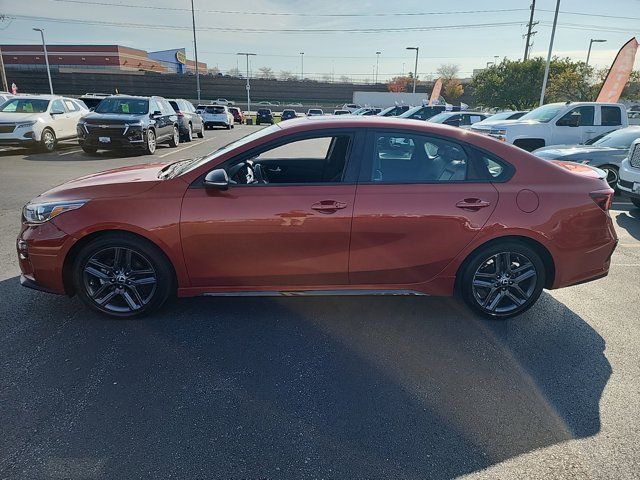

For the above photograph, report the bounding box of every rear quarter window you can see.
[601,106,622,126]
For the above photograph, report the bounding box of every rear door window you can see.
[601,106,622,126]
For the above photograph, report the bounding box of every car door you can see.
[349,129,500,286]
[149,98,168,140]
[47,98,73,139]
[180,129,363,288]
[553,106,595,144]
[62,98,84,138]
[599,105,624,136]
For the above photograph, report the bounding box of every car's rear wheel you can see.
[459,241,545,319]
[143,129,156,155]
[39,128,57,152]
[183,123,193,142]
[168,126,180,147]
[72,234,173,318]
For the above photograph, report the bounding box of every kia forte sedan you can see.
[18,116,617,319]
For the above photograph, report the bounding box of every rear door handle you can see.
[455,198,491,211]
[311,200,348,214]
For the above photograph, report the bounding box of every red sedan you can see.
[17,116,617,319]
[228,107,245,124]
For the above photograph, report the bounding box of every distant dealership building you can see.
[0,44,207,74]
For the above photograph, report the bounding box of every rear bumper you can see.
[204,121,230,127]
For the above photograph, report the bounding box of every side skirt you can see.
[201,289,428,297]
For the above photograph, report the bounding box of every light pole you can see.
[33,28,53,94]
[300,52,304,80]
[375,51,381,84]
[540,0,560,106]
[406,47,419,93]
[237,52,256,115]
[586,38,607,70]
[190,0,201,101]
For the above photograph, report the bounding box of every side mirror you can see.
[150,110,162,118]
[203,169,229,191]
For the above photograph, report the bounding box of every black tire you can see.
[81,145,97,154]
[226,124,231,130]
[143,129,156,155]
[182,123,193,143]
[72,233,173,318]
[168,125,180,147]
[459,241,546,319]
[197,127,204,138]
[631,198,640,209]
[256,121,261,126]
[599,165,619,191]
[39,128,57,152]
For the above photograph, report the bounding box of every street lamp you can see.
[375,51,381,84]
[237,52,256,115]
[406,47,419,93]
[586,39,607,70]
[33,28,53,94]
[300,52,304,80]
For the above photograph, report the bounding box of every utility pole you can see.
[586,38,607,70]
[540,0,560,106]
[406,47,419,93]
[237,52,256,114]
[33,28,53,94]
[190,0,201,102]
[375,51,381,84]
[523,0,537,60]
[300,52,304,80]
[0,46,8,92]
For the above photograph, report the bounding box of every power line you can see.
[6,15,527,33]
[50,1,529,17]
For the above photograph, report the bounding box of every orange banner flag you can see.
[596,37,638,103]
[429,78,443,106]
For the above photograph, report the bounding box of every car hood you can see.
[472,120,542,130]
[0,112,43,123]
[533,145,625,161]
[82,112,148,124]
[32,162,171,203]
[473,119,521,127]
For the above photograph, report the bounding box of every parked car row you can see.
[0,93,225,154]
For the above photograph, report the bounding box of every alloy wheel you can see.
[147,130,156,153]
[602,167,619,190]
[82,246,157,314]
[42,130,55,151]
[188,124,193,140]
[471,251,537,315]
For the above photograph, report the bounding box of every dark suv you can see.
[256,108,274,125]
[77,96,179,154]
[280,109,297,121]
[168,98,204,142]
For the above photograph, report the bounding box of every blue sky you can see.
[2,0,639,81]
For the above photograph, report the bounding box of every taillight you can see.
[590,190,613,211]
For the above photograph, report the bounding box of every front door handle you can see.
[456,198,491,211]
[311,200,348,214]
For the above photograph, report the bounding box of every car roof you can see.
[8,94,61,100]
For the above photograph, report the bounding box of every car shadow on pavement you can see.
[615,209,640,241]
[0,278,610,480]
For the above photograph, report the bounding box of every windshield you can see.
[428,112,454,123]
[519,104,564,123]
[167,124,281,178]
[378,106,397,116]
[95,98,149,115]
[487,111,517,121]
[592,128,640,148]
[0,98,50,113]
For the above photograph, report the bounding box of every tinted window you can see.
[169,101,180,112]
[601,106,622,126]
[96,98,149,115]
[369,132,467,183]
[558,106,594,126]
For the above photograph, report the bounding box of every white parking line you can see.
[58,149,83,156]
[158,137,215,158]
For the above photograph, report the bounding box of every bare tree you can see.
[339,75,351,83]
[228,67,241,77]
[321,74,332,82]
[436,63,460,82]
[258,66,275,79]
[208,66,220,76]
[279,70,298,81]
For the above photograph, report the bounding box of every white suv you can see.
[0,95,89,151]
[471,102,628,151]
[198,104,234,130]
[618,138,640,208]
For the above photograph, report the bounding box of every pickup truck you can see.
[471,102,628,151]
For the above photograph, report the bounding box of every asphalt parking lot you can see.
[1,126,639,479]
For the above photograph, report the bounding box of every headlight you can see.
[22,200,87,224]
[16,121,36,129]
[491,129,507,136]
[125,121,143,127]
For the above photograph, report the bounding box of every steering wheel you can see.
[227,161,256,184]
[253,163,269,184]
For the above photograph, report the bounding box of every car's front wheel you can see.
[600,165,619,191]
[39,128,57,152]
[143,129,156,155]
[72,233,173,318]
[459,241,546,319]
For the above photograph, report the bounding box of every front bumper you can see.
[617,159,640,199]
[17,220,74,295]
[77,125,146,150]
